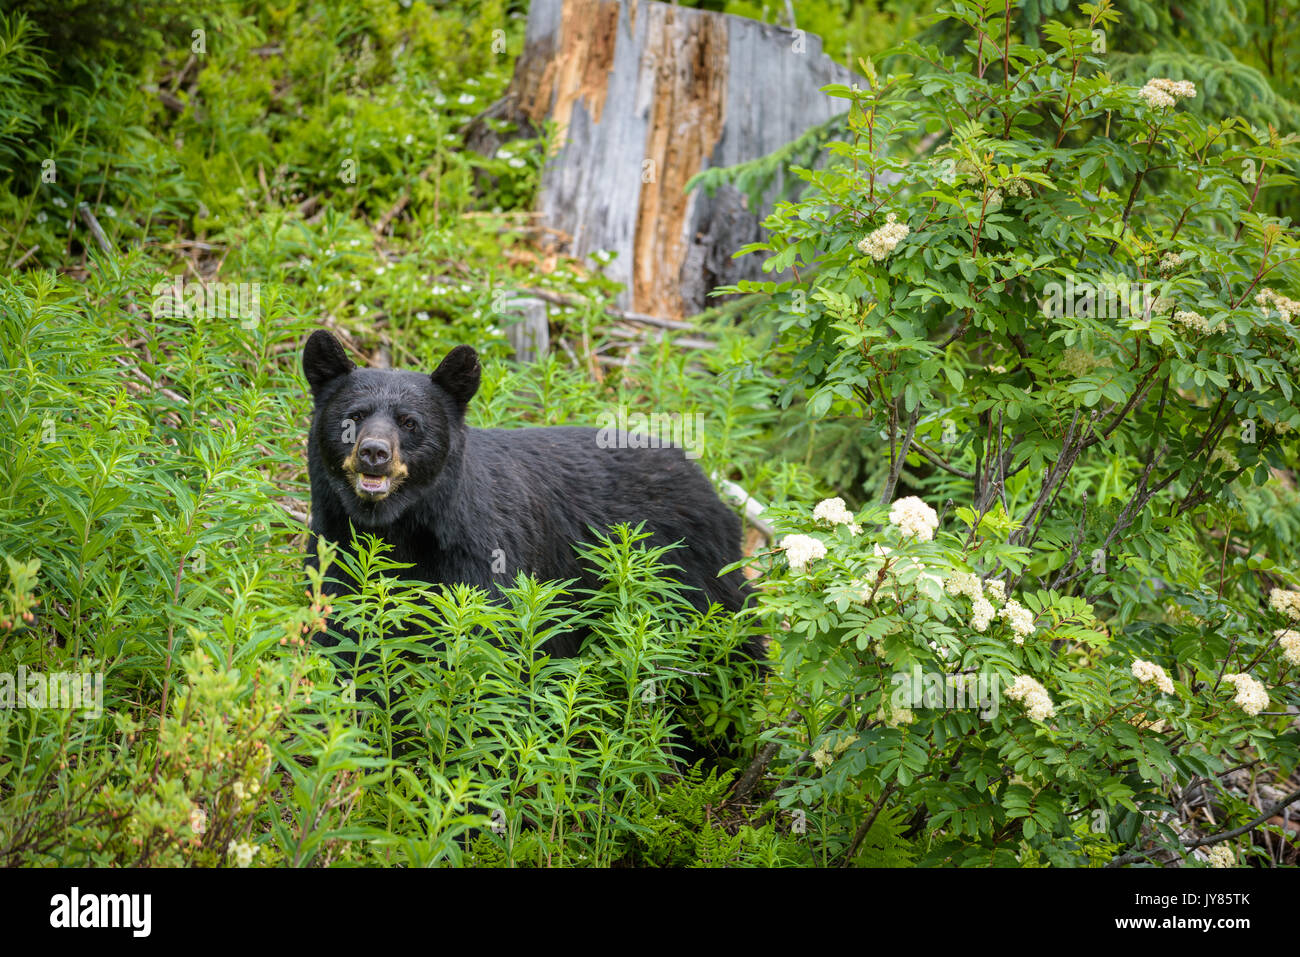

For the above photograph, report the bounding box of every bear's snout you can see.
[340,427,410,502]
[357,437,392,471]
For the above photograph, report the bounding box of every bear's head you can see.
[302,330,480,527]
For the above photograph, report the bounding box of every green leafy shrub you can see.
[727,0,1300,866]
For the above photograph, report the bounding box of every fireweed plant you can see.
[727,0,1300,866]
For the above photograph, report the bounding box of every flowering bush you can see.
[729,0,1300,865]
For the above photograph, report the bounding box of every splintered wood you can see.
[503,0,857,319]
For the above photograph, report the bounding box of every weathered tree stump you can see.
[492,0,858,319]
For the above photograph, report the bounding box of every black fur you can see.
[302,330,754,659]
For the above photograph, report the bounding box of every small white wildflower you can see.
[1131,658,1176,695]
[404,134,414,145]
[416,311,430,321]
[190,806,207,836]
[1004,675,1056,722]
[508,157,526,169]
[779,533,827,572]
[52,196,67,208]
[229,841,259,868]
[889,496,939,541]
[232,781,247,801]
[35,211,47,223]
[856,212,910,261]
[1158,251,1183,274]
[431,284,449,295]
[103,206,116,218]
[457,93,476,105]
[1205,845,1234,868]
[1222,673,1268,716]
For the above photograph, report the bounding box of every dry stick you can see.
[1105,786,1300,868]
[879,406,921,505]
[751,693,859,818]
[77,204,113,256]
[732,709,805,802]
[910,440,976,480]
[842,782,897,866]
[11,245,38,269]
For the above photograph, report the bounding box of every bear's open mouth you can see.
[356,473,392,497]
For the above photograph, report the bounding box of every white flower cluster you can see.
[1275,629,1300,666]
[889,496,939,541]
[1060,347,1104,377]
[876,700,916,728]
[1149,294,1175,315]
[1205,845,1234,868]
[986,579,1006,602]
[780,533,827,571]
[812,734,853,770]
[857,212,910,261]
[1268,587,1300,621]
[1005,675,1056,722]
[190,806,207,837]
[945,571,982,600]
[1158,251,1184,274]
[1175,310,1211,335]
[984,188,1004,211]
[1003,178,1032,198]
[813,497,861,534]
[1173,309,1211,335]
[230,841,260,868]
[1222,673,1268,716]
[1131,658,1176,695]
[947,571,994,631]
[1209,446,1239,470]
[1256,287,1300,323]
[999,598,1036,645]
[1138,77,1197,110]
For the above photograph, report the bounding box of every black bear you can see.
[301,330,756,659]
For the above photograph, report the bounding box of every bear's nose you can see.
[357,438,392,471]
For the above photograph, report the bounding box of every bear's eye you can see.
[400,416,418,431]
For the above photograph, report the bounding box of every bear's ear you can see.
[431,345,481,408]
[303,330,355,399]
